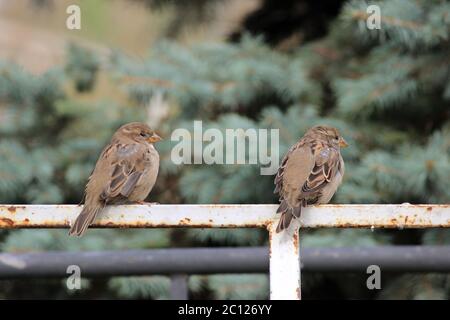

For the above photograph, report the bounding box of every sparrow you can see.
[69,122,162,237]
[274,125,348,233]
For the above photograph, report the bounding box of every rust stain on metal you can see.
[427,206,433,212]
[267,227,273,257]
[263,219,273,227]
[213,204,243,209]
[407,216,417,225]
[332,219,355,228]
[174,218,239,228]
[178,218,191,226]
[0,217,14,226]
[23,218,30,223]
[293,232,299,255]
[4,205,25,213]
[194,223,218,228]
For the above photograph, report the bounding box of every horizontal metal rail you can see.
[1,204,449,228]
[1,204,449,300]
[1,246,450,279]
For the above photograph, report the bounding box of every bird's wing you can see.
[275,142,341,206]
[301,145,341,196]
[274,143,315,207]
[99,143,148,200]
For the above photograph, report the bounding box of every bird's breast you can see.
[128,148,160,202]
[317,161,344,204]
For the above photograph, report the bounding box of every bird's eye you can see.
[140,132,147,138]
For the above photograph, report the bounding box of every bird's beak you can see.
[339,137,349,148]
[148,133,162,143]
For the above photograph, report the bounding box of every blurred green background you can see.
[0,0,449,299]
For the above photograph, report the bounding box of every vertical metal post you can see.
[268,222,301,300]
[170,274,189,300]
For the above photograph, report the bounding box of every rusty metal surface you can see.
[0,204,274,229]
[268,220,301,300]
[0,204,449,229]
[299,204,450,228]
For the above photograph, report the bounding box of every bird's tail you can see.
[276,200,302,233]
[69,203,103,237]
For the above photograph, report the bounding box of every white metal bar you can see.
[0,204,449,228]
[298,204,450,228]
[268,221,301,300]
[0,204,274,228]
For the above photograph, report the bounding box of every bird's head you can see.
[114,122,162,144]
[307,125,348,148]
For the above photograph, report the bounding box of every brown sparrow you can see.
[274,125,348,232]
[69,122,162,236]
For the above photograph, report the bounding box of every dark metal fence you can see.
[1,246,450,299]
[2,246,450,278]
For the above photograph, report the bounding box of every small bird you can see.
[69,122,162,237]
[274,125,348,232]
